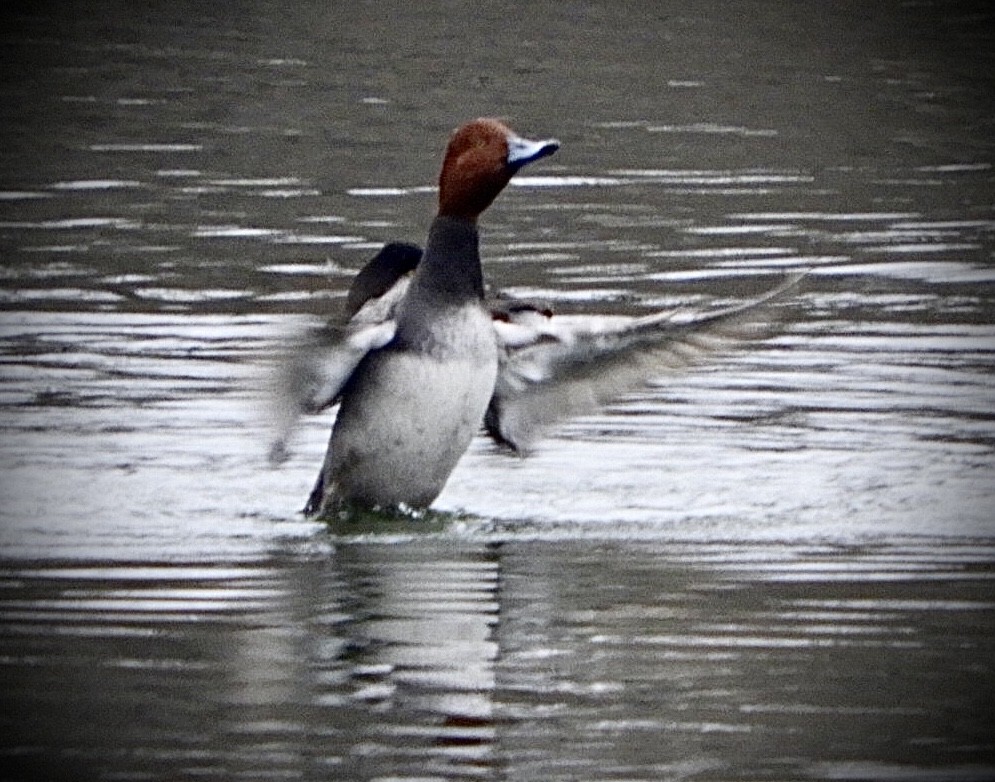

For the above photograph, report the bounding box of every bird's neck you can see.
[394,216,488,353]
[411,215,484,303]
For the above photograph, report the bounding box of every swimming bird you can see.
[269,119,802,517]
[294,119,560,516]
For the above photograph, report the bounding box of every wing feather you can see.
[266,276,410,464]
[486,273,803,452]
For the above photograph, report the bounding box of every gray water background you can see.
[1,1,994,780]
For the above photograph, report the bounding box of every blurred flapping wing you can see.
[485,273,804,452]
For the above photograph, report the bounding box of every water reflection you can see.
[498,541,995,781]
[3,0,995,779]
[325,544,499,779]
[2,540,993,780]
[0,544,501,780]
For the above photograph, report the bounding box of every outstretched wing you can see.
[485,273,804,452]
[266,275,410,464]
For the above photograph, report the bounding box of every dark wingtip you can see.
[302,472,325,517]
[345,242,423,317]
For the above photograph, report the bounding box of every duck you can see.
[290,119,560,516]
[269,118,802,517]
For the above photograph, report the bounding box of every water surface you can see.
[1,1,994,780]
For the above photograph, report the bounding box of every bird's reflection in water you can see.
[214,541,501,779]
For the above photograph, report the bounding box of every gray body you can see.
[313,217,497,513]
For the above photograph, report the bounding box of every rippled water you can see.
[2,1,994,780]
[3,543,994,781]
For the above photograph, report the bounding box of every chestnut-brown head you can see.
[437,118,559,221]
